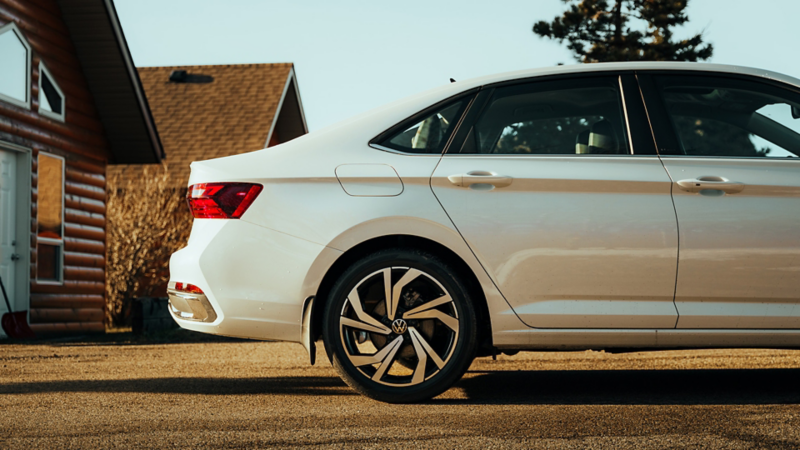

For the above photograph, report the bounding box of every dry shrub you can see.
[105,165,192,327]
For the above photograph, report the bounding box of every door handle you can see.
[448,171,513,188]
[10,253,21,262]
[676,176,745,194]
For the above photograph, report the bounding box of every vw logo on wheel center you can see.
[391,319,408,334]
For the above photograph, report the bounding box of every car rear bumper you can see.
[168,219,337,342]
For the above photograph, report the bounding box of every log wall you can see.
[1,0,110,334]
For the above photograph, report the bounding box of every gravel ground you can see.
[2,331,800,449]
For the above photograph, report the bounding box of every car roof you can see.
[302,62,800,144]
[457,62,800,91]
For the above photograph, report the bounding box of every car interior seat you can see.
[575,129,590,154]
[587,119,619,154]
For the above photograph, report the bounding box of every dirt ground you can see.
[2,331,800,449]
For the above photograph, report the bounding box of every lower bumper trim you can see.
[168,289,218,323]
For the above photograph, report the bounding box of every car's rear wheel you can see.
[323,248,477,403]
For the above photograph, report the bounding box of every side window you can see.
[655,76,800,158]
[377,98,467,154]
[0,22,32,109]
[36,152,64,284]
[458,78,630,155]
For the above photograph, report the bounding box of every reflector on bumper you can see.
[167,289,218,323]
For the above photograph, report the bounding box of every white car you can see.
[168,62,800,402]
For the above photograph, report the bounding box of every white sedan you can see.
[168,62,800,402]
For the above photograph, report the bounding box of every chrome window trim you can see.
[368,143,443,157]
[371,141,657,158]
[618,76,636,155]
[439,153,658,158]
[658,155,800,162]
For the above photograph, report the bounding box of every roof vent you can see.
[169,70,213,84]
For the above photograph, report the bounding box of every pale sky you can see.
[115,0,800,131]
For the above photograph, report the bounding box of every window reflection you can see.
[0,24,29,105]
[661,84,800,158]
[469,86,629,155]
[36,242,60,282]
[382,101,465,154]
[37,152,64,283]
[37,153,63,240]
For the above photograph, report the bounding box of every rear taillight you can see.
[186,183,263,219]
[174,282,204,294]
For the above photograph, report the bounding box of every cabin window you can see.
[37,152,65,284]
[0,22,31,109]
[38,63,65,122]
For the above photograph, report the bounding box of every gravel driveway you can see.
[2,332,800,448]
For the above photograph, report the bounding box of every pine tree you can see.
[534,0,713,63]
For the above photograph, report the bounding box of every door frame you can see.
[636,71,800,329]
[430,71,680,329]
[0,140,32,317]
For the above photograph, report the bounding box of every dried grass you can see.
[105,166,191,327]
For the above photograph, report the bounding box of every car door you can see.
[639,73,800,329]
[431,74,680,329]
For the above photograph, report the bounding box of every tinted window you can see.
[458,79,630,155]
[379,99,467,154]
[656,77,800,158]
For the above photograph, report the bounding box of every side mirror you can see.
[792,105,800,119]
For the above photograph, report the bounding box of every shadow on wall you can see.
[3,369,800,405]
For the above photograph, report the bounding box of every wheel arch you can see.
[310,234,494,362]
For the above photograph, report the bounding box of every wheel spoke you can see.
[407,328,428,384]
[345,288,391,334]
[403,308,459,331]
[349,335,403,367]
[388,268,422,321]
[371,336,403,381]
[403,294,452,316]
[349,335,404,382]
[409,327,445,369]
[340,317,391,335]
[382,268,392,320]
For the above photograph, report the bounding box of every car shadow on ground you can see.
[3,368,800,405]
[0,376,353,397]
[0,329,252,346]
[443,368,800,405]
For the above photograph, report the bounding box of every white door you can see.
[644,74,800,328]
[432,76,680,329]
[0,149,17,320]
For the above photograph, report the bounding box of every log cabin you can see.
[0,0,163,336]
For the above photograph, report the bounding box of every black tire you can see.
[322,248,477,403]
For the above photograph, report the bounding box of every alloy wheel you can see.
[338,266,460,387]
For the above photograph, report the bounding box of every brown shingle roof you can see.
[108,63,293,186]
